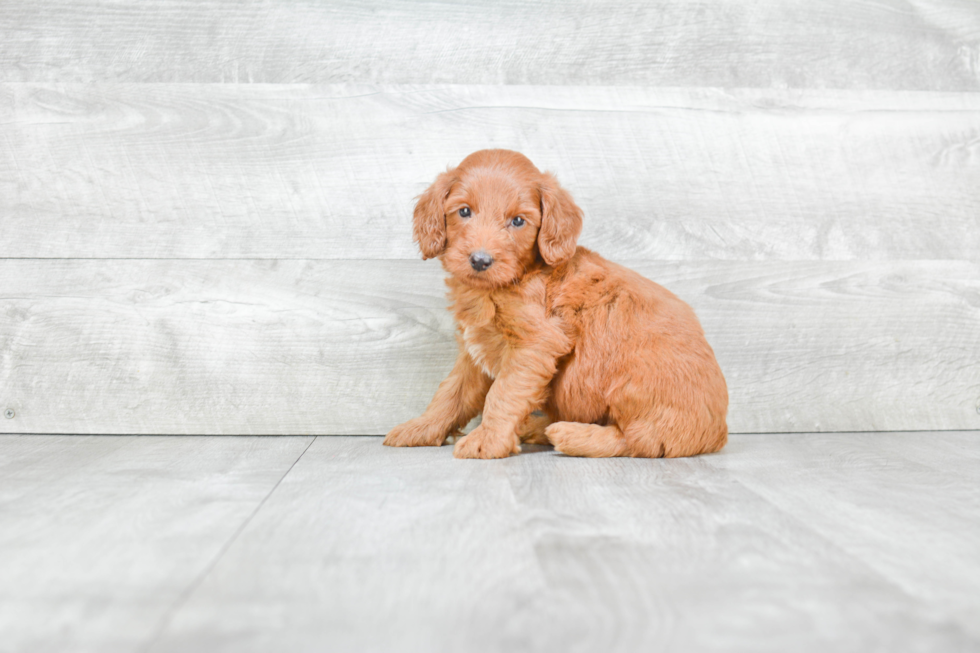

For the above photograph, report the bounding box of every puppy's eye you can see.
[458,207,471,218]
[510,216,525,227]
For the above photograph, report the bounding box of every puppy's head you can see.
[413,149,583,288]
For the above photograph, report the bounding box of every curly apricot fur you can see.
[385,149,728,459]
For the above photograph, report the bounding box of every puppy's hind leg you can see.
[545,422,629,458]
[622,407,725,458]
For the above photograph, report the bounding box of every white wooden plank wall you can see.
[1,0,978,435]
[2,0,979,89]
[3,86,979,260]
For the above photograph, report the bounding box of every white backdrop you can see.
[1,0,978,434]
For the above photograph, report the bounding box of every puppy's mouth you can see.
[458,268,509,288]
[441,247,524,288]
[444,260,514,288]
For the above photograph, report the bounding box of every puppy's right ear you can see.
[413,169,456,260]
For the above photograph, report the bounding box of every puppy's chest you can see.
[450,277,551,379]
[460,321,509,379]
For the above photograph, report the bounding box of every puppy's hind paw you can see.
[545,422,629,458]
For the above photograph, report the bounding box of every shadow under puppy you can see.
[385,149,728,459]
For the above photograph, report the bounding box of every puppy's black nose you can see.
[469,250,493,272]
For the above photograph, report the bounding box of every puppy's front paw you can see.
[453,425,520,459]
[383,417,448,447]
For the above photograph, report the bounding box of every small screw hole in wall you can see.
[3,409,13,419]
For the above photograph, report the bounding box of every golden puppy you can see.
[384,149,728,459]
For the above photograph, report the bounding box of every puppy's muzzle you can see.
[469,250,493,272]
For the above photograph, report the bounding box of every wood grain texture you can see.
[2,84,979,261]
[2,0,979,90]
[705,431,980,642]
[137,434,980,652]
[0,434,313,653]
[1,259,977,435]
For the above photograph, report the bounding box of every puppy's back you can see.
[547,247,728,454]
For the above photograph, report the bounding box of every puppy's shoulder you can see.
[545,247,617,293]
[546,247,684,315]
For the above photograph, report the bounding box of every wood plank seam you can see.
[137,436,317,652]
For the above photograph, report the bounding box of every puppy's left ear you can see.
[538,172,583,266]
[413,169,456,260]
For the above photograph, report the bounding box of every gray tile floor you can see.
[1,433,978,653]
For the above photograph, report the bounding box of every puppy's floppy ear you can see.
[538,172,583,266]
[413,169,456,260]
